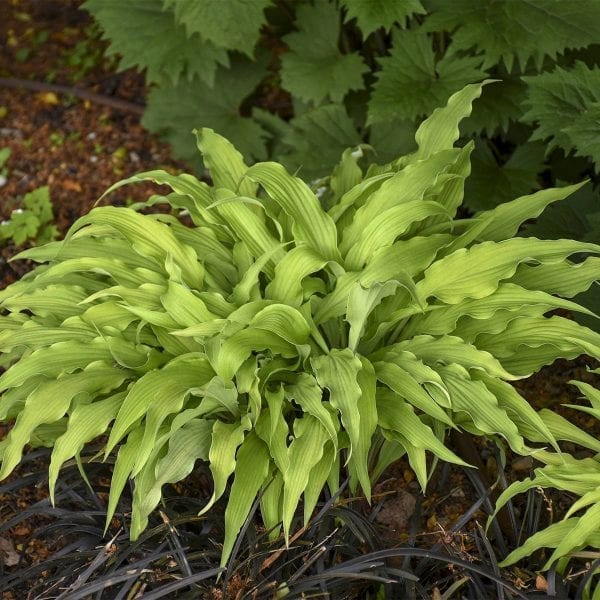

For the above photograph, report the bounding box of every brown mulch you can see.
[0,1,598,596]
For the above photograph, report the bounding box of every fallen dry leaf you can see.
[0,536,20,566]
[536,574,548,592]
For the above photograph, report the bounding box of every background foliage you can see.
[84,0,600,319]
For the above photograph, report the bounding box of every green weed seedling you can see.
[0,186,59,246]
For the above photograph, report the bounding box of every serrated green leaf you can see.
[341,0,425,35]
[281,2,367,105]
[522,62,600,163]
[368,119,417,165]
[425,0,600,71]
[461,78,528,136]
[279,104,363,181]
[164,0,271,56]
[84,0,228,85]
[142,57,269,169]
[368,29,485,125]
[464,141,545,212]
[563,101,600,166]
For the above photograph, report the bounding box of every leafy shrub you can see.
[83,0,600,190]
[0,84,599,573]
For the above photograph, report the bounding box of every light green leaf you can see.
[312,349,363,463]
[437,364,527,454]
[282,416,329,539]
[247,162,341,262]
[347,281,402,351]
[374,360,452,425]
[70,206,204,289]
[49,392,125,502]
[285,374,338,450]
[377,334,516,380]
[476,315,600,377]
[132,417,213,538]
[418,238,600,305]
[281,2,367,104]
[105,355,214,457]
[412,81,487,162]
[266,246,329,306]
[412,283,594,337]
[105,426,144,531]
[1,365,128,479]
[255,387,289,473]
[538,409,600,454]
[377,389,468,490]
[195,128,257,198]
[347,357,377,497]
[499,519,583,567]
[200,418,250,516]
[344,200,449,269]
[511,257,600,299]
[465,182,588,245]
[222,432,271,566]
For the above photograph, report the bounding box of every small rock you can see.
[375,489,417,531]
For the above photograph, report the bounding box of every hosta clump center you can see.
[1,83,599,566]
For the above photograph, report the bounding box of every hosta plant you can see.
[1,83,600,568]
[492,373,600,597]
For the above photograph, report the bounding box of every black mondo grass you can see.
[0,445,589,600]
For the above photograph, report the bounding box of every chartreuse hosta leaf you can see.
[1,84,600,572]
